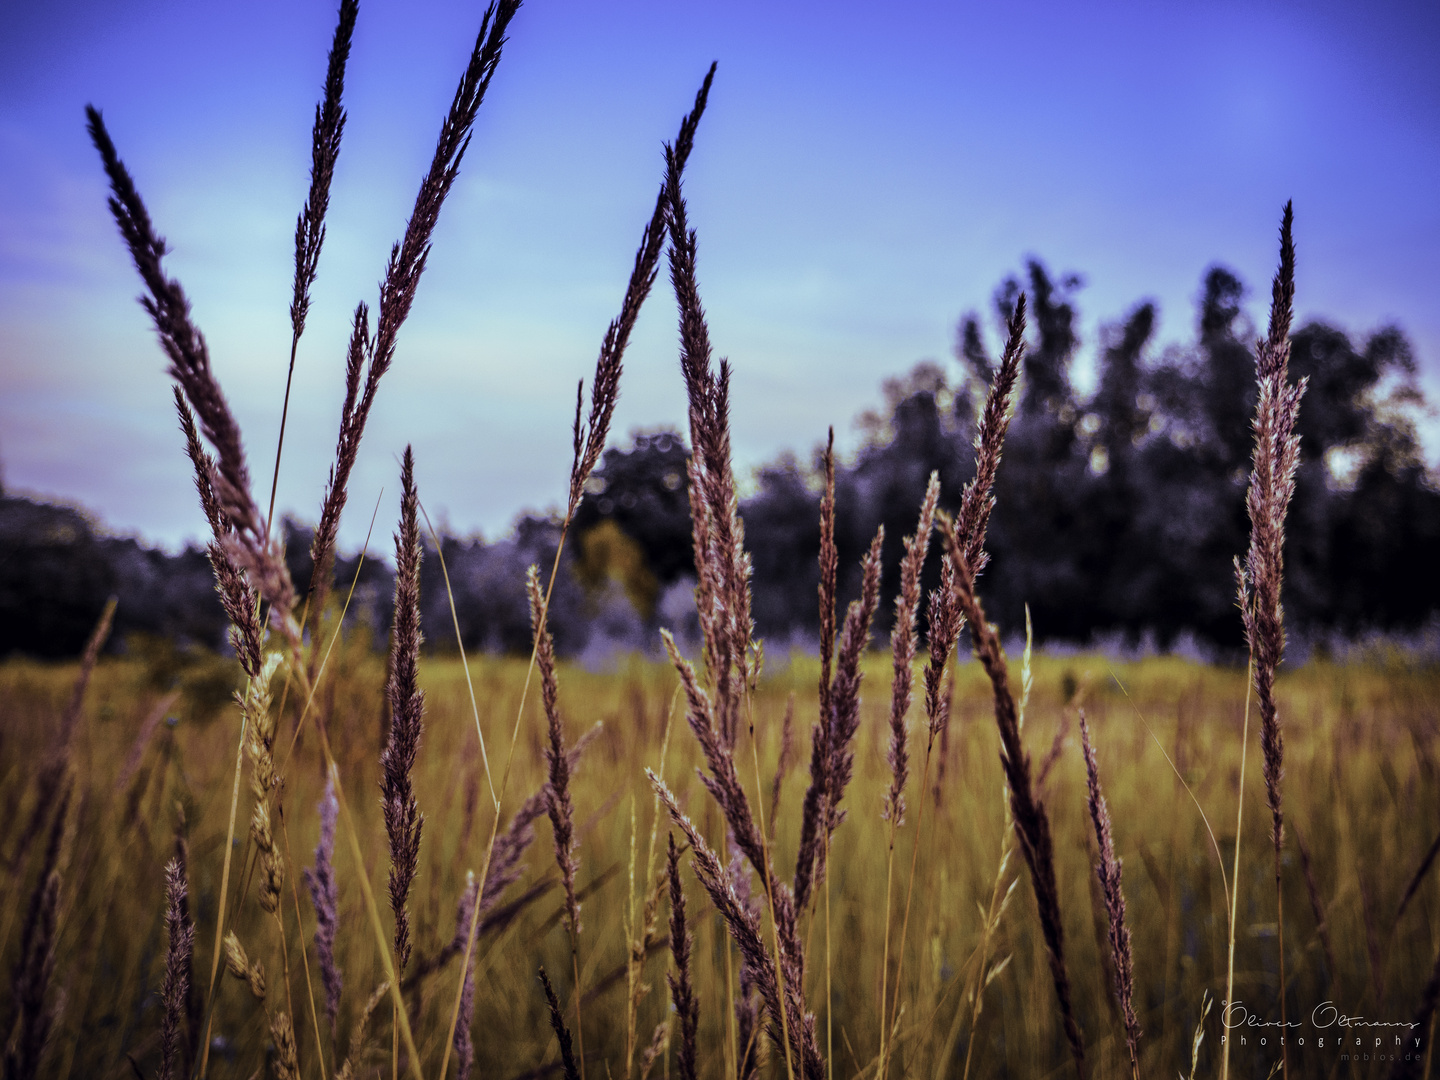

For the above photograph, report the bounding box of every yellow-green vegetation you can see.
[3,645,1435,1078]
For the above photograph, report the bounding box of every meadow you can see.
[2,645,1437,1079]
[3,1,1437,1077]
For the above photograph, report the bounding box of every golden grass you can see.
[3,646,1436,1078]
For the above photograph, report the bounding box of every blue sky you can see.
[2,0,1437,550]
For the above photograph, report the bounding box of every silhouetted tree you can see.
[0,497,117,657]
[7,261,1436,660]
[571,427,693,587]
[741,258,1438,651]
[743,455,824,641]
[417,514,590,656]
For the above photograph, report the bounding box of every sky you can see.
[2,0,1438,552]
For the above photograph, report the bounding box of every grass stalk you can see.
[1276,823,1288,1077]
[745,695,798,1080]
[198,703,249,1079]
[271,910,296,1058]
[420,502,497,808]
[1108,669,1230,905]
[824,836,833,1080]
[956,812,1015,1080]
[1237,203,1304,1080]
[877,475,939,1077]
[724,916,737,1080]
[437,61,713,1080]
[628,692,680,1078]
[940,519,1086,1080]
[879,841,896,1075]
[436,532,566,1080]
[891,740,938,1072]
[280,806,328,1080]
[266,0,357,537]
[572,944,587,1080]
[279,490,385,777]
[1293,823,1337,981]
[380,447,425,979]
[316,739,422,1080]
[625,796,638,1074]
[527,559,587,1079]
[1221,666,1254,1080]
[306,0,524,632]
[891,299,1022,1068]
[1079,712,1141,1080]
[895,610,961,1070]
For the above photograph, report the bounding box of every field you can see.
[2,643,1436,1078]
[8,3,1436,1077]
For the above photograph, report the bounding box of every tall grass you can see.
[0,5,1436,1080]
[4,651,1438,1076]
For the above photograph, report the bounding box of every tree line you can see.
[3,259,1436,661]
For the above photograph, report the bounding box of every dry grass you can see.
[2,650,1437,1077]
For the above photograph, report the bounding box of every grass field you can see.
[27,5,1435,1077]
[2,643,1436,1078]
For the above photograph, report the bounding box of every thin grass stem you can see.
[878,842,897,1076]
[1108,667,1231,905]
[315,743,422,1080]
[280,808,328,1080]
[958,821,1014,1080]
[438,527,570,1080]
[198,697,249,1079]
[724,912,737,1080]
[744,693,798,1080]
[824,836,833,1080]
[888,735,937,1073]
[279,490,385,777]
[1221,665,1255,1080]
[419,501,497,808]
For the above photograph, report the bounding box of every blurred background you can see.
[2,0,1438,659]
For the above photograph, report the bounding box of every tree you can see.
[571,428,693,589]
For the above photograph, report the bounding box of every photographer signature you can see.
[1223,1001,1419,1031]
